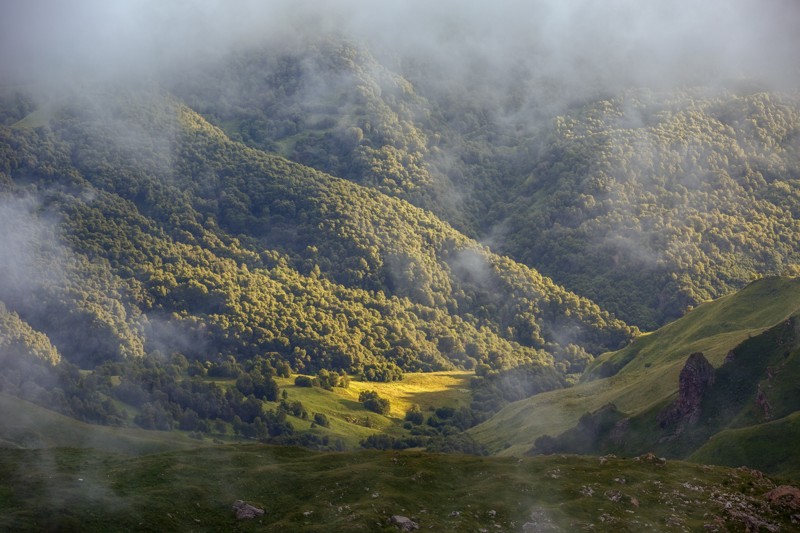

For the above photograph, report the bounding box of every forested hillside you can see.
[171,40,800,330]
[0,81,634,438]
[500,90,800,328]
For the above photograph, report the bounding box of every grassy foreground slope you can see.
[2,444,798,532]
[468,277,800,455]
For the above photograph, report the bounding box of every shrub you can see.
[313,412,330,427]
[294,375,314,387]
[404,404,424,425]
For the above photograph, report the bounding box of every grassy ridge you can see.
[585,276,800,375]
[469,277,800,455]
[0,393,200,455]
[1,444,797,532]
[691,411,800,480]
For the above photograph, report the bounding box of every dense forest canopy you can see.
[167,35,800,329]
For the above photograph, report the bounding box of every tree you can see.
[359,390,390,415]
[276,361,292,378]
[235,374,254,396]
[294,375,314,387]
[404,404,424,425]
[316,369,335,390]
[313,412,330,427]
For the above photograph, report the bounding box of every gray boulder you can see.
[232,500,264,520]
[389,515,419,531]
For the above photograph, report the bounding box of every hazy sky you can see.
[1,0,798,90]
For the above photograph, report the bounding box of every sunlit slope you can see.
[585,276,800,375]
[267,372,472,449]
[519,306,800,479]
[0,88,634,380]
[469,277,800,455]
[2,444,797,532]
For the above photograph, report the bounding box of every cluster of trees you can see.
[294,368,350,389]
[0,340,128,426]
[469,363,567,421]
[359,402,487,454]
[0,330,339,446]
[0,303,61,366]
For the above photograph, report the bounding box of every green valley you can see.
[2,1,800,530]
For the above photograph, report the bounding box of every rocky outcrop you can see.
[232,500,265,519]
[657,352,715,429]
[608,417,630,446]
[765,485,800,509]
[389,515,419,531]
[756,385,773,419]
[522,508,559,532]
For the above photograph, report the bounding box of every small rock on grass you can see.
[232,500,264,520]
[389,515,419,531]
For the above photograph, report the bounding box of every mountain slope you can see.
[468,277,800,456]
[525,307,800,480]
[1,87,634,378]
[3,37,800,461]
[498,89,800,328]
[691,410,800,480]
[0,83,641,442]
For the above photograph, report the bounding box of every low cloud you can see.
[1,0,797,92]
